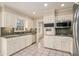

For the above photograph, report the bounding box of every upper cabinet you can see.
[43,15,55,23]
[43,10,55,23]
[4,11,16,28]
[4,9,29,29]
[0,6,33,30]
[55,8,73,22]
[43,8,73,23]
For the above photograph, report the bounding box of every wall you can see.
[27,18,34,30]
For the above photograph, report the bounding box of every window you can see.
[16,19,24,31]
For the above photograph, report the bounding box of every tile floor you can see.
[12,40,71,56]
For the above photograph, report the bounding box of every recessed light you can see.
[33,12,36,15]
[44,3,48,7]
[61,4,64,7]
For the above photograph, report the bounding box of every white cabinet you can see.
[56,14,73,22]
[4,11,16,27]
[44,36,53,48]
[61,37,73,53]
[62,38,69,52]
[4,12,28,28]
[19,36,26,49]
[7,37,20,55]
[43,36,73,53]
[55,8,73,22]
[54,37,61,50]
[32,35,36,43]
[1,35,35,56]
[43,15,55,23]
[0,7,33,29]
[7,38,14,55]
[27,35,33,45]
[44,36,61,50]
[25,35,36,47]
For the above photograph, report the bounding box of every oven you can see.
[44,23,55,35]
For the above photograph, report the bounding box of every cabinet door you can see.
[25,36,29,47]
[25,36,30,47]
[13,37,22,53]
[44,36,53,48]
[69,38,73,54]
[53,37,61,50]
[32,35,36,43]
[7,38,15,55]
[22,36,26,48]
[28,35,33,45]
[61,37,73,53]
[19,36,25,49]
[25,35,32,47]
[13,37,18,51]
[52,37,56,49]
[4,12,11,27]
[4,12,16,27]
[62,39,69,52]
[44,15,55,23]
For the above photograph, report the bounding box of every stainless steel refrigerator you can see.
[73,4,79,56]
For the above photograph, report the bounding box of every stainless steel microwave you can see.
[56,21,71,28]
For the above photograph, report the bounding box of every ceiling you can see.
[0,2,74,19]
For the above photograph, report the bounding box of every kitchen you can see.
[0,2,78,56]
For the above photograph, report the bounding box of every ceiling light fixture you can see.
[44,3,48,7]
[33,12,36,15]
[61,4,64,7]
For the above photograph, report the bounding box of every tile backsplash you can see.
[0,27,37,36]
[55,27,73,37]
[0,27,14,36]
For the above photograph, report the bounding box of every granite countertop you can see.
[1,33,36,38]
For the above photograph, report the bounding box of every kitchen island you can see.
[43,35,73,55]
[0,33,36,56]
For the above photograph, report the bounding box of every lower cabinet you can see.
[7,37,25,55]
[44,36,53,48]
[7,38,15,55]
[32,35,36,43]
[1,35,36,56]
[44,36,73,54]
[25,35,33,47]
[54,37,61,50]
[61,37,73,53]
